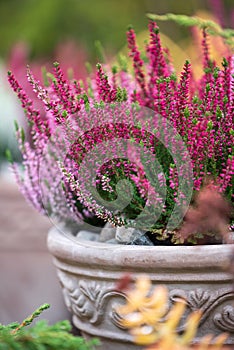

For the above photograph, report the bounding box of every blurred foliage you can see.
[147,13,234,48]
[116,276,228,349]
[0,0,233,62]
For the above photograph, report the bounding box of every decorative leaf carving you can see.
[79,280,102,302]
[188,288,211,310]
[169,287,234,334]
[57,271,125,325]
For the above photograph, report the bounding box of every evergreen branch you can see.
[147,13,234,48]
[11,303,50,334]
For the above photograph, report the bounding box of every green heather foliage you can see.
[0,304,99,350]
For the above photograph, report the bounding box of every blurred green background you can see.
[0,0,233,163]
[0,0,233,62]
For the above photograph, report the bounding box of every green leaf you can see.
[94,40,106,63]
[5,149,13,163]
[41,66,49,87]
[14,120,19,131]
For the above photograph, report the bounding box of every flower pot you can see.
[47,225,234,350]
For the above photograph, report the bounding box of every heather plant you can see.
[8,15,234,244]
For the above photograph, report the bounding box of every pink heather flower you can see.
[8,20,233,233]
[147,20,168,96]
[127,26,149,105]
[96,63,117,102]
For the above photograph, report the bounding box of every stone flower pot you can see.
[47,225,234,350]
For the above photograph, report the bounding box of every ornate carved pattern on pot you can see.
[170,287,234,333]
[111,301,130,330]
[57,269,234,336]
[214,306,234,332]
[57,270,125,326]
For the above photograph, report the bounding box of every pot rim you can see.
[47,225,234,274]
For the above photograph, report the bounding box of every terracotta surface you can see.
[0,178,70,324]
[48,225,234,350]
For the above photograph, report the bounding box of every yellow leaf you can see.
[132,325,158,345]
[162,301,186,332]
[180,310,202,344]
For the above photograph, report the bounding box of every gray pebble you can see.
[115,226,145,244]
[99,222,116,242]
